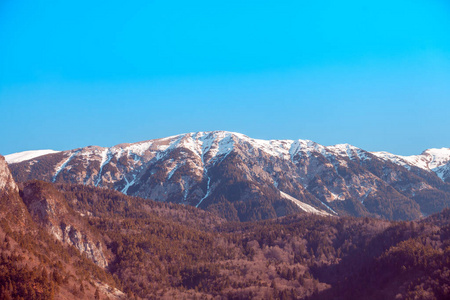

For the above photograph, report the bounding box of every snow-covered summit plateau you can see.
[5,150,61,164]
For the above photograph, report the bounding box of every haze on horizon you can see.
[1,0,450,156]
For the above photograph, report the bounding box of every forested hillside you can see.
[2,180,450,299]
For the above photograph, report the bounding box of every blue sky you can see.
[1,0,450,155]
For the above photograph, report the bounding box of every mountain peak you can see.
[373,147,450,172]
[421,148,450,169]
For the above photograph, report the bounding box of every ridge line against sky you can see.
[1,0,450,156]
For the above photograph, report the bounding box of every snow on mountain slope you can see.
[5,150,60,164]
[327,143,371,161]
[434,162,450,181]
[280,191,331,216]
[1,132,363,169]
[373,148,450,176]
[6,133,449,187]
[6,131,450,221]
[423,148,450,170]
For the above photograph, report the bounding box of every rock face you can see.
[0,155,30,228]
[1,155,108,267]
[7,131,450,221]
[20,181,108,267]
[0,155,18,195]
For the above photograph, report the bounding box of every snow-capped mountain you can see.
[6,131,450,221]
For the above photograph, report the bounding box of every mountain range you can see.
[1,152,450,299]
[6,131,450,222]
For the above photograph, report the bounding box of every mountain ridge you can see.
[6,132,450,178]
[5,131,450,221]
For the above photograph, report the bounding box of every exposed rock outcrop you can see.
[0,155,30,228]
[21,181,108,267]
[0,155,18,194]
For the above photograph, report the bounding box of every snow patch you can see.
[360,188,372,204]
[372,148,450,181]
[52,151,80,182]
[280,191,331,216]
[167,162,183,180]
[121,173,137,195]
[196,177,211,208]
[327,144,370,163]
[95,149,113,187]
[124,141,154,156]
[433,163,450,181]
[246,138,293,159]
[197,131,235,164]
[5,150,60,164]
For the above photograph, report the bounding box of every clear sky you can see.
[1,0,450,156]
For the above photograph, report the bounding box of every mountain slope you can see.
[7,131,450,221]
[372,147,450,182]
[0,155,123,299]
[2,154,450,299]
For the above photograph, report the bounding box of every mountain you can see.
[0,154,225,299]
[2,154,450,299]
[6,131,450,221]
